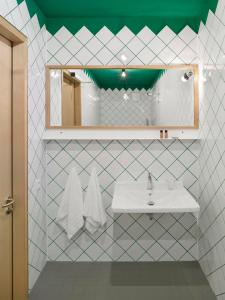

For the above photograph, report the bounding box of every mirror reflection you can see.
[48,67,197,128]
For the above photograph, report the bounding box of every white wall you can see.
[46,24,200,263]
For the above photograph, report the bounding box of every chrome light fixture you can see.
[181,71,193,82]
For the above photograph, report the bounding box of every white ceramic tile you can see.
[95,47,114,65]
[178,46,197,64]
[169,36,186,54]
[75,47,93,65]
[54,47,73,65]
[129,56,144,65]
[55,26,73,44]
[117,47,135,64]
[87,56,102,65]
[137,26,155,44]
[48,37,62,55]
[148,36,166,54]
[116,26,135,44]
[10,6,24,30]
[96,26,114,44]
[106,36,124,54]
[127,36,145,55]
[179,26,196,44]
[85,36,104,55]
[18,1,30,25]
[137,47,155,64]
[5,0,17,14]
[0,0,10,17]
[158,26,176,44]
[64,37,83,55]
[75,26,94,44]
[158,46,176,64]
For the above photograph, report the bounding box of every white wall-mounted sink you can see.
[111,180,200,216]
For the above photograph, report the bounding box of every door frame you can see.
[0,16,28,300]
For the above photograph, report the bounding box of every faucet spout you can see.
[147,171,153,190]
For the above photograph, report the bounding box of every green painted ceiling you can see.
[84,69,164,90]
[24,0,218,34]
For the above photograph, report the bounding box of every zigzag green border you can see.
[16,0,46,27]
[16,0,218,35]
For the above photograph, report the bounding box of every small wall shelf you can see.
[42,129,200,141]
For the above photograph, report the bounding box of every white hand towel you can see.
[56,168,84,239]
[84,168,107,234]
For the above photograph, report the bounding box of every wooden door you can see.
[0,34,13,300]
[61,73,82,126]
[62,76,75,126]
[74,81,81,126]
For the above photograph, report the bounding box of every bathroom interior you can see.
[0,0,225,299]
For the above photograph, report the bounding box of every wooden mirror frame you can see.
[45,64,199,130]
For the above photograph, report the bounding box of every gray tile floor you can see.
[29,262,216,300]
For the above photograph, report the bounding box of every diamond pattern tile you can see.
[99,88,153,126]
[47,22,199,66]
[198,1,225,298]
[46,140,199,262]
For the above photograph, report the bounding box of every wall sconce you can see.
[181,71,193,82]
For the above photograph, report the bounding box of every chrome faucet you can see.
[147,171,154,207]
[147,171,153,190]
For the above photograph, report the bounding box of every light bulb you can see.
[121,69,127,78]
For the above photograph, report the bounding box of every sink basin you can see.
[111,180,200,215]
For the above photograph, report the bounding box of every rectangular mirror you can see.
[46,65,199,129]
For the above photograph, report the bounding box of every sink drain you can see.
[147,200,155,206]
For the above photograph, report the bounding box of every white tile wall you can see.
[46,21,201,263]
[47,25,198,66]
[0,0,47,290]
[198,2,225,298]
[46,140,199,262]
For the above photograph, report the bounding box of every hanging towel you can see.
[56,168,84,239]
[84,168,107,234]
